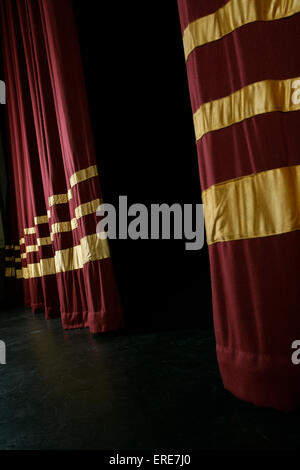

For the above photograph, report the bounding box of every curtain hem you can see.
[217,344,300,411]
[61,310,124,334]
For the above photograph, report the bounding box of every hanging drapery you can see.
[0,0,123,333]
[178,0,300,411]
[0,130,7,301]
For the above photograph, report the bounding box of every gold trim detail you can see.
[25,245,39,253]
[34,215,49,225]
[48,165,98,207]
[24,227,36,235]
[203,164,300,245]
[75,198,101,219]
[37,237,52,246]
[21,234,110,279]
[51,221,73,234]
[50,219,78,235]
[70,165,98,188]
[48,193,69,207]
[5,267,16,277]
[183,0,300,61]
[16,269,23,279]
[5,245,21,250]
[49,199,100,237]
[71,218,78,230]
[22,258,57,280]
[193,77,300,141]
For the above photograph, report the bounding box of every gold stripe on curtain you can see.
[25,245,39,253]
[69,165,98,188]
[4,244,22,279]
[5,267,16,277]
[32,198,102,238]
[37,236,52,246]
[21,233,110,279]
[203,164,300,245]
[13,164,106,279]
[75,198,101,219]
[24,227,36,235]
[48,192,72,207]
[193,76,300,141]
[48,165,98,207]
[51,220,77,234]
[183,0,300,61]
[34,215,49,225]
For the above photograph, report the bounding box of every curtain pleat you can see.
[0,0,123,333]
[178,0,300,410]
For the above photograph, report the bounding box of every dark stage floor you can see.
[0,307,300,450]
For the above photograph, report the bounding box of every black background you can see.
[72,1,212,330]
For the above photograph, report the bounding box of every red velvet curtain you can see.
[178,0,300,411]
[1,0,123,333]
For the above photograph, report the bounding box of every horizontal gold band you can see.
[48,165,98,207]
[183,0,300,61]
[34,215,49,225]
[37,237,52,247]
[75,198,101,219]
[21,233,110,279]
[5,267,15,277]
[19,238,25,245]
[50,218,78,236]
[49,199,101,238]
[71,218,78,230]
[26,245,39,253]
[193,77,300,141]
[23,164,101,243]
[70,165,98,188]
[203,164,300,245]
[48,193,70,207]
[5,256,21,262]
[21,253,27,259]
[24,227,36,235]
[23,258,56,279]
[51,221,73,234]
[16,269,23,279]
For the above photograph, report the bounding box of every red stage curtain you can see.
[0,0,123,333]
[178,0,300,411]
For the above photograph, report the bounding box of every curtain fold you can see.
[178,0,300,411]
[0,0,123,333]
[0,131,6,302]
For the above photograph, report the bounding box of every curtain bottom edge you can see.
[61,309,124,334]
